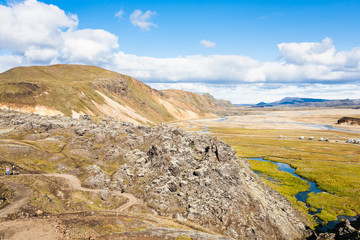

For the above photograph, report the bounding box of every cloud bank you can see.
[0,0,360,103]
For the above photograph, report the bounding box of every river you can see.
[249,157,359,232]
[215,116,360,133]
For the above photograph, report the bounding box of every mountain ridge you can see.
[254,97,360,108]
[0,64,233,124]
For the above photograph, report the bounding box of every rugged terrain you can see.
[337,117,360,126]
[0,110,309,239]
[0,64,233,124]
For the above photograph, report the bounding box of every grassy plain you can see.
[170,109,360,223]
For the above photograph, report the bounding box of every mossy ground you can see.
[203,126,360,224]
[9,175,128,213]
[0,181,13,208]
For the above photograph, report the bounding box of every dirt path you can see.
[0,173,142,220]
[45,173,143,211]
[115,192,142,211]
[0,180,32,218]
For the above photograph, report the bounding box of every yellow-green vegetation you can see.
[307,192,360,222]
[0,182,13,208]
[207,126,360,224]
[0,64,222,124]
[176,236,193,240]
[13,175,127,213]
[59,211,223,239]
[248,159,312,223]
[249,160,309,196]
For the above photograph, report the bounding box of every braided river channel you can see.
[249,157,359,232]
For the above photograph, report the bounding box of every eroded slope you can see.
[0,64,231,124]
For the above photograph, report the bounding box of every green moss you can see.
[307,192,360,223]
[205,126,360,225]
[0,182,13,209]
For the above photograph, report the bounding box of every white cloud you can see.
[277,37,360,69]
[0,54,25,73]
[0,0,78,53]
[200,40,216,48]
[149,82,360,104]
[61,29,118,64]
[112,52,262,82]
[0,0,119,65]
[0,1,360,103]
[115,9,124,19]
[129,9,157,31]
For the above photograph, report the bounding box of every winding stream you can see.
[215,116,360,133]
[198,117,360,230]
[249,157,359,231]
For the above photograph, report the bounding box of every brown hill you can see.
[0,64,232,124]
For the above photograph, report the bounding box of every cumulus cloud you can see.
[0,0,78,53]
[200,40,216,48]
[0,1,360,103]
[278,37,360,68]
[278,38,338,65]
[129,9,157,31]
[61,29,118,64]
[111,52,262,82]
[0,0,118,66]
[149,82,360,104]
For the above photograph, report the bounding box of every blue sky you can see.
[39,0,360,60]
[0,0,360,103]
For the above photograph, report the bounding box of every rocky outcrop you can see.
[337,117,360,126]
[92,78,128,96]
[308,217,360,240]
[0,110,308,239]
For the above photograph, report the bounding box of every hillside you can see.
[0,110,309,239]
[0,64,231,124]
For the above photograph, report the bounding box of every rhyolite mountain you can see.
[0,64,233,124]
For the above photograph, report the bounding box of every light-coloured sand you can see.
[171,109,360,132]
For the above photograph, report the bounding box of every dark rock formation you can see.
[337,117,360,126]
[307,217,360,240]
[92,78,128,96]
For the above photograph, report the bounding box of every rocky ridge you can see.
[337,117,360,126]
[0,110,308,239]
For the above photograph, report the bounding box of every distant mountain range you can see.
[253,97,360,108]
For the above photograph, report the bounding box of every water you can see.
[216,116,228,122]
[249,158,323,205]
[249,157,358,231]
[279,122,360,133]
[200,126,210,133]
[215,117,360,133]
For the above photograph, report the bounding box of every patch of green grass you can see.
[249,160,309,195]
[248,160,314,224]
[0,182,13,209]
[206,126,360,224]
[307,192,360,223]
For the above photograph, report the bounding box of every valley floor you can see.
[170,108,360,225]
